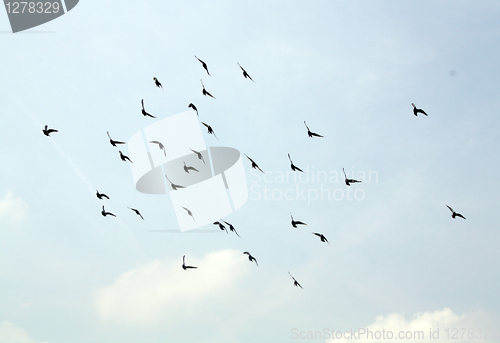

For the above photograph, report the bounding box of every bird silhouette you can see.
[243,251,258,266]
[165,175,184,190]
[290,213,307,228]
[312,232,331,246]
[237,62,254,82]
[213,221,228,234]
[182,255,197,270]
[304,121,323,137]
[412,103,428,116]
[288,272,303,289]
[153,77,163,91]
[188,103,198,115]
[101,205,116,217]
[201,122,218,139]
[446,205,466,219]
[343,168,361,186]
[96,190,109,200]
[141,99,156,118]
[107,131,125,147]
[119,151,132,163]
[149,140,166,156]
[288,154,304,172]
[183,161,199,173]
[200,79,215,99]
[190,148,206,164]
[195,56,210,75]
[245,154,264,173]
[42,125,58,136]
[222,220,240,237]
[128,207,144,220]
[182,207,195,221]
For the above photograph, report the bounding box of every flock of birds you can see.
[42,56,466,290]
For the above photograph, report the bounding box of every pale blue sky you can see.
[1,1,500,342]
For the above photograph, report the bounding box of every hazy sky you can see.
[1,1,500,342]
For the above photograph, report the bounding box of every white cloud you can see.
[325,308,500,343]
[0,191,27,227]
[0,321,35,343]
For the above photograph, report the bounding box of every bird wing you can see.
[295,221,307,225]
[446,205,454,213]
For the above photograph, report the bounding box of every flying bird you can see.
[245,154,264,173]
[188,103,198,115]
[153,77,163,91]
[141,99,156,118]
[42,125,58,136]
[237,62,254,82]
[243,251,258,266]
[182,207,195,221]
[290,213,307,228]
[190,148,206,164]
[200,79,215,99]
[446,205,466,219]
[213,221,228,234]
[182,255,197,270]
[412,103,428,116]
[165,175,184,190]
[222,220,240,237]
[195,56,210,75]
[304,121,323,138]
[312,232,331,246]
[107,131,125,147]
[96,190,109,200]
[119,151,132,163]
[101,205,116,217]
[343,168,361,186]
[288,154,304,172]
[149,140,166,156]
[183,161,199,173]
[128,207,144,220]
[288,272,303,289]
[201,122,218,139]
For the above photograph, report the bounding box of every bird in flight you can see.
[288,154,304,172]
[290,213,307,228]
[42,125,58,136]
[201,122,218,139]
[149,140,166,156]
[165,175,185,191]
[213,221,228,234]
[245,154,264,173]
[141,99,156,118]
[182,207,195,221]
[96,190,109,200]
[128,207,144,220]
[412,103,428,116]
[222,220,240,237]
[195,56,210,75]
[119,151,132,163]
[182,255,197,270]
[446,205,466,219]
[288,272,303,289]
[343,168,361,186]
[188,103,198,115]
[243,251,258,266]
[101,205,116,217]
[312,232,331,246]
[107,131,125,147]
[200,79,215,99]
[304,121,323,138]
[153,77,163,91]
[190,148,205,164]
[237,62,254,82]
[183,161,199,173]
